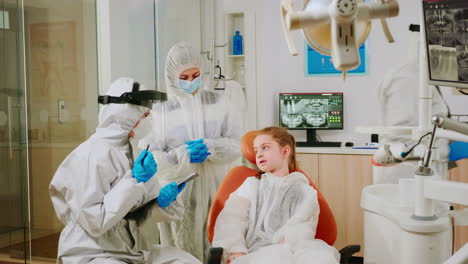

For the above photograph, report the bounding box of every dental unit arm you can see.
[412,116,468,221]
[408,115,468,264]
[373,114,468,218]
[372,142,422,166]
[369,116,468,264]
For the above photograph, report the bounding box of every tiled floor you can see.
[0,233,59,263]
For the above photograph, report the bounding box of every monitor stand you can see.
[296,130,341,148]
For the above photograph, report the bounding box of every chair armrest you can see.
[207,247,224,264]
[339,245,361,264]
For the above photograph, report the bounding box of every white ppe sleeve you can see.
[212,194,250,254]
[50,148,150,238]
[151,144,189,170]
[273,186,319,246]
[205,86,244,164]
[205,138,241,164]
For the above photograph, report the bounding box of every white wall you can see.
[231,0,467,143]
[154,0,203,91]
[108,0,157,89]
[107,0,216,93]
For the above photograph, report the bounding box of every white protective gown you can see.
[376,31,451,183]
[212,172,340,264]
[49,77,201,264]
[133,42,246,262]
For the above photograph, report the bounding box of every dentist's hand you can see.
[156,182,186,208]
[132,150,157,183]
[186,139,211,163]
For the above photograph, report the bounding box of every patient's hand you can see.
[227,252,246,264]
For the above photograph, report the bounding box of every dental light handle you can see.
[432,116,468,136]
[281,0,300,56]
[330,20,359,71]
[331,0,360,72]
[357,1,399,42]
[356,1,399,20]
[287,10,330,30]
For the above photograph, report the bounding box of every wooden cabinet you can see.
[449,159,468,253]
[318,154,373,256]
[296,153,319,185]
[297,153,373,256]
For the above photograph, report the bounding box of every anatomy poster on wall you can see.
[305,42,367,76]
[30,22,79,98]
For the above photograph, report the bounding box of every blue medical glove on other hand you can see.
[132,150,157,183]
[186,139,211,163]
[449,141,468,161]
[156,182,186,208]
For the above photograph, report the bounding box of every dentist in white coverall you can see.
[375,27,451,184]
[49,77,202,264]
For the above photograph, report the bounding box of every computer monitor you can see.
[422,0,468,89]
[279,93,343,147]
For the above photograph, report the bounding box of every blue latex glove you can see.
[449,141,468,161]
[186,139,211,163]
[132,150,157,183]
[156,182,186,207]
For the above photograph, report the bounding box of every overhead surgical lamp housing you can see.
[281,0,399,74]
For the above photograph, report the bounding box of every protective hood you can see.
[165,42,205,98]
[95,77,150,146]
[131,44,245,262]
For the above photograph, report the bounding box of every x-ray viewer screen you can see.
[279,93,343,130]
[423,0,468,88]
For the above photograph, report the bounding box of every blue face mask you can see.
[178,77,201,94]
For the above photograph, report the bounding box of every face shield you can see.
[98,81,167,108]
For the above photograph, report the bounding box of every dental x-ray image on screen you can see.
[279,93,343,130]
[423,0,468,88]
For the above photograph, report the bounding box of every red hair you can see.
[255,126,297,177]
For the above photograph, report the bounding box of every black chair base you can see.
[339,245,361,264]
[206,244,361,264]
[206,247,223,264]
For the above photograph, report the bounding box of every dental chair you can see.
[206,130,360,264]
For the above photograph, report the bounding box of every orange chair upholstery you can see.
[206,130,338,246]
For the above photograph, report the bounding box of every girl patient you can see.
[212,127,340,264]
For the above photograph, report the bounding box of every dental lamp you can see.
[281,0,399,76]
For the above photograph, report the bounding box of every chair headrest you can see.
[241,130,259,165]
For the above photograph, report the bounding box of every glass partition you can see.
[155,0,215,91]
[0,0,28,262]
[1,0,217,262]
[24,0,98,262]
[0,0,98,262]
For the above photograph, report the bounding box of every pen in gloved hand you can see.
[140,145,150,165]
